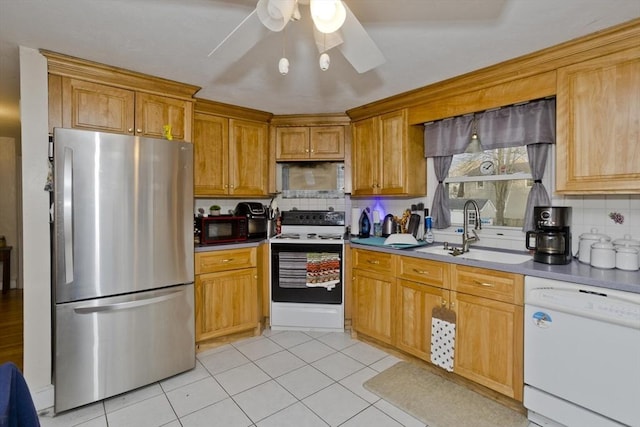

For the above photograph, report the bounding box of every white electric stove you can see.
[269,210,346,331]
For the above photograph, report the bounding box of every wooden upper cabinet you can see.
[229,119,269,196]
[351,109,426,196]
[276,125,345,160]
[61,78,135,134]
[193,113,229,196]
[135,92,192,142]
[44,50,199,142]
[193,115,269,197]
[276,127,309,159]
[351,118,378,194]
[54,77,193,141]
[556,45,640,194]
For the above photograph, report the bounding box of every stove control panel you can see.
[281,210,345,226]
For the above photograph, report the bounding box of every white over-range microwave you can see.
[277,162,346,198]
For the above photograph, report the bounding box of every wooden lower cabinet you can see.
[351,249,524,402]
[352,249,395,344]
[451,265,524,401]
[395,256,449,361]
[395,279,447,360]
[194,248,260,343]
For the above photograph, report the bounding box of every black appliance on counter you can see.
[526,206,572,265]
[235,202,268,239]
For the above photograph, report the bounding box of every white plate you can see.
[384,234,418,246]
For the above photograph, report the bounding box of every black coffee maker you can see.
[526,206,572,265]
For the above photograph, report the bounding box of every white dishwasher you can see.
[524,276,640,427]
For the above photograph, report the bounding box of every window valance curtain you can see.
[424,98,556,157]
[423,98,556,231]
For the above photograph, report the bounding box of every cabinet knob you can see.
[136,128,142,133]
[127,128,134,133]
[413,268,429,275]
[441,299,448,308]
[310,149,314,153]
[305,149,310,153]
[367,260,380,265]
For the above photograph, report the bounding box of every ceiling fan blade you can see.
[207,8,271,75]
[337,2,386,73]
[313,27,344,53]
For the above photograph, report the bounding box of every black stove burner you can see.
[318,234,343,240]
[279,233,300,239]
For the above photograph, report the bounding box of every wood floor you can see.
[0,289,23,371]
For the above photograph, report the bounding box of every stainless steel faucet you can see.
[462,199,481,252]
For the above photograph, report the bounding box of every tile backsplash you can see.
[196,194,640,256]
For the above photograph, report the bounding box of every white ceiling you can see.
[1,0,639,140]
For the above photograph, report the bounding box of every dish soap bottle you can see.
[359,209,371,238]
[425,216,434,243]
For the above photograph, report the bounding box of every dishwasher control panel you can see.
[525,276,640,329]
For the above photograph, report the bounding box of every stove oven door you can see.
[271,243,343,304]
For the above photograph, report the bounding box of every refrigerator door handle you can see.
[72,289,186,314]
[63,147,74,284]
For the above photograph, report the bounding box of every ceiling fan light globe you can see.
[279,57,290,75]
[257,0,297,31]
[319,53,330,71]
[310,0,346,34]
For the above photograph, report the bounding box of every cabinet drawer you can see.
[195,248,256,274]
[397,256,447,287]
[352,249,395,275]
[452,266,523,304]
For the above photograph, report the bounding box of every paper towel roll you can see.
[351,208,361,235]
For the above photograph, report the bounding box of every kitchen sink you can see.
[415,246,532,264]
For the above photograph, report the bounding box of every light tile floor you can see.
[38,329,429,427]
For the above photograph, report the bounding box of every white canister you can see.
[590,238,616,269]
[578,228,610,264]
[615,245,639,271]
[613,234,640,265]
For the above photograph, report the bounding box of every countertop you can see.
[348,241,640,294]
[194,238,640,294]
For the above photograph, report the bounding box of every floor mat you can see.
[363,361,529,427]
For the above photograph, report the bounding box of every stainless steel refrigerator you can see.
[52,128,195,413]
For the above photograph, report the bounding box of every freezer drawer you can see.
[54,284,195,413]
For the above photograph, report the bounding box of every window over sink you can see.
[445,146,532,228]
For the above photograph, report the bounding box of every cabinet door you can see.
[62,78,135,135]
[229,119,269,196]
[353,268,394,344]
[310,126,345,160]
[195,268,258,342]
[556,46,640,193]
[351,118,380,195]
[135,92,192,142]
[276,127,310,160]
[193,113,229,196]
[396,279,447,361]
[452,291,524,401]
[379,110,409,195]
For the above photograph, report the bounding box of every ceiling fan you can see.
[208,0,386,74]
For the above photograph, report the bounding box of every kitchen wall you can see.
[18,46,53,409]
[0,136,20,289]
